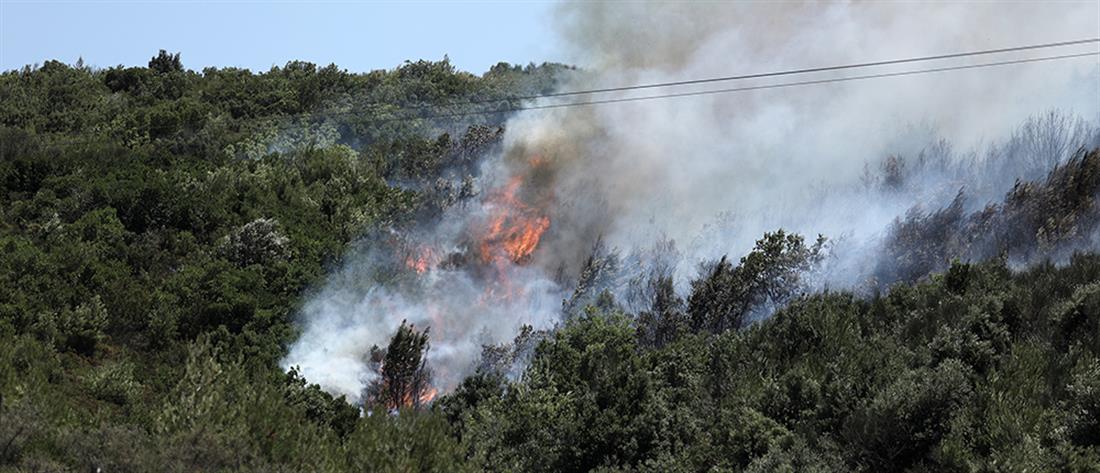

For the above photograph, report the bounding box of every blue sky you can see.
[0,1,564,74]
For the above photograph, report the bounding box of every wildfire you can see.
[377,156,552,405]
[418,387,439,405]
[404,245,436,274]
[390,386,438,409]
[376,386,438,411]
[479,175,551,265]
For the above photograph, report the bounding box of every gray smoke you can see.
[283,2,1100,402]
[524,1,1099,276]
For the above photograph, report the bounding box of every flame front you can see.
[479,175,551,266]
[378,156,552,403]
[404,245,436,274]
[418,387,439,405]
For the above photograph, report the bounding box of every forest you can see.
[1,51,1098,472]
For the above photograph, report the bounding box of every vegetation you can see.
[366,321,434,411]
[1,51,1098,471]
[445,256,1100,472]
[0,51,562,471]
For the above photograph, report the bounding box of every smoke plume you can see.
[283,2,1100,402]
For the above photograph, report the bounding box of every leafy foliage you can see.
[1,51,1098,471]
[0,51,567,471]
[448,257,1100,472]
[688,230,826,334]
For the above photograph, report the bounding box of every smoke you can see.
[525,1,1099,275]
[281,162,567,401]
[283,2,1100,402]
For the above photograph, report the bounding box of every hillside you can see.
[1,53,1099,472]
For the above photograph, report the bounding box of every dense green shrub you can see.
[0,51,563,471]
[447,257,1100,472]
[1,51,1097,471]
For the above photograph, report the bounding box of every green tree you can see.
[689,230,826,334]
[148,49,183,74]
[366,320,434,411]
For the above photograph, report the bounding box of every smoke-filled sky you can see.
[282,1,1100,404]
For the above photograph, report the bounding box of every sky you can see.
[0,0,564,74]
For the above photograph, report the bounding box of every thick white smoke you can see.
[529,1,1099,273]
[282,153,568,401]
[283,2,1100,402]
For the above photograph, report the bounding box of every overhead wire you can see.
[365,37,1100,111]
[408,51,1100,120]
[22,39,1100,149]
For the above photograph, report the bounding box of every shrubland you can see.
[1,52,1098,472]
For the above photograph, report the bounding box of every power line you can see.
[30,47,1100,149]
[345,51,1100,123]
[107,37,1100,125]
[245,37,1098,119]
[391,37,1100,110]
[258,38,1100,123]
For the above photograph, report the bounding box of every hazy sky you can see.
[0,1,563,74]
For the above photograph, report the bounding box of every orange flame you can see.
[381,155,551,402]
[479,175,551,265]
[392,385,438,409]
[380,387,437,411]
[404,245,436,274]
[418,386,439,405]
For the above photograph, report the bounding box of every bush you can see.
[33,296,108,356]
[84,362,141,405]
[217,218,291,267]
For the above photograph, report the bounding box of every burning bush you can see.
[365,321,436,410]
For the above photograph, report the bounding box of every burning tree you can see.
[365,320,435,411]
